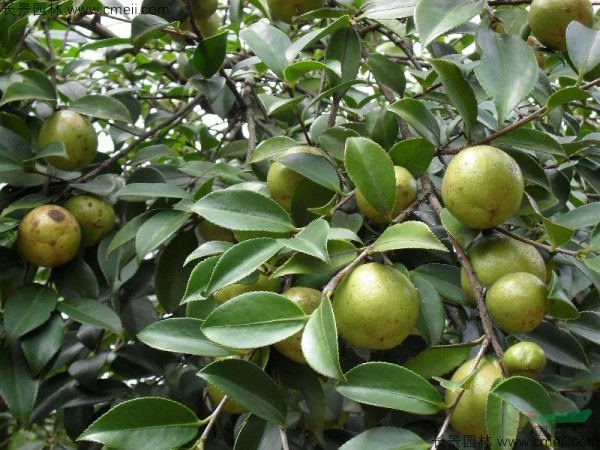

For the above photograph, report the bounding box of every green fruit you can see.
[17,205,81,268]
[192,0,218,18]
[355,166,418,226]
[274,287,321,364]
[442,145,524,229]
[40,110,98,171]
[63,195,115,247]
[503,341,547,378]
[197,220,235,243]
[213,274,281,304]
[266,146,321,211]
[461,234,546,304]
[333,262,419,350]
[528,0,594,51]
[486,272,548,334]
[207,383,246,414]
[197,13,220,37]
[445,356,503,440]
[267,0,325,23]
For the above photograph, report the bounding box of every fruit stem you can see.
[198,395,227,443]
[496,227,580,257]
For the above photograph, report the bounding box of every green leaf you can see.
[325,27,361,87]
[78,398,199,450]
[239,22,291,79]
[555,203,600,229]
[494,128,565,156]
[191,190,294,233]
[278,152,341,193]
[389,99,441,145]
[249,136,300,163]
[198,359,287,425]
[135,211,190,260]
[205,238,283,296]
[0,69,56,105]
[194,30,228,78]
[566,21,600,76]
[474,28,537,123]
[515,322,589,370]
[412,275,445,346]
[415,0,483,47]
[404,346,471,379]
[107,211,156,256]
[366,53,406,95]
[70,95,133,123]
[336,362,444,414]
[57,298,122,334]
[138,318,233,357]
[182,255,220,303]
[411,263,470,306]
[345,137,396,216]
[26,142,67,163]
[201,292,306,348]
[0,343,39,425]
[234,415,282,450]
[491,377,555,433]
[372,221,448,253]
[131,14,170,48]
[339,427,429,450]
[285,15,351,61]
[359,0,417,20]
[302,297,345,380]
[21,314,64,376]
[486,393,521,450]
[115,183,191,201]
[184,241,233,266]
[429,58,478,136]
[283,60,341,85]
[389,138,436,177]
[272,240,358,277]
[547,87,591,110]
[563,311,600,345]
[4,284,58,341]
[440,208,479,249]
[279,219,330,262]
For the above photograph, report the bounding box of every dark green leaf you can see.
[115,183,191,201]
[234,415,282,450]
[411,264,470,306]
[325,28,361,87]
[239,23,291,79]
[415,0,484,47]
[283,60,341,85]
[339,427,429,450]
[135,210,190,260]
[279,219,330,262]
[566,21,600,76]
[21,314,64,376]
[131,14,170,48]
[495,128,565,156]
[0,69,56,105]
[372,221,448,253]
[440,208,479,249]
[389,138,436,177]
[547,87,590,110]
[194,30,228,78]
[563,311,600,345]
[4,284,58,341]
[0,342,39,425]
[278,152,341,193]
[486,393,520,450]
[555,203,600,229]
[404,346,471,379]
[249,137,299,164]
[70,95,133,123]
[367,53,406,95]
[389,99,440,145]
[182,255,220,303]
[412,275,445,346]
[359,0,417,20]
[58,298,122,334]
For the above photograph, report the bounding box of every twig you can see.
[244,78,257,166]
[199,395,227,442]
[496,227,580,257]
[431,338,491,450]
[329,190,356,216]
[184,0,203,40]
[280,427,291,450]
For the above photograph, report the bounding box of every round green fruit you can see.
[207,383,246,414]
[197,13,220,37]
[486,272,548,334]
[197,220,235,243]
[213,274,281,304]
[503,341,547,378]
[274,287,322,364]
[39,110,98,171]
[266,146,320,212]
[445,356,503,440]
[461,234,546,304]
[192,0,218,18]
[267,0,325,23]
[17,205,81,268]
[63,195,115,247]
[528,0,594,51]
[355,166,418,226]
[333,262,419,350]
[442,145,524,229]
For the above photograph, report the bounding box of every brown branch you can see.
[184,0,203,40]
[496,227,580,257]
[244,78,257,166]
[199,395,227,443]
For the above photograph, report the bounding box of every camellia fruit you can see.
[206,383,245,414]
[17,205,81,268]
[213,273,281,304]
[39,110,98,171]
[441,145,524,229]
[197,220,235,243]
[64,195,115,247]
[503,341,547,378]
[266,146,321,212]
[355,166,418,226]
[274,287,321,364]
[267,0,325,23]
[528,0,594,51]
[445,356,503,440]
[486,272,549,334]
[461,233,546,304]
[332,262,419,350]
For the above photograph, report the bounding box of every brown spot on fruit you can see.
[48,209,65,222]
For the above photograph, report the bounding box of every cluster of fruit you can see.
[17,110,115,268]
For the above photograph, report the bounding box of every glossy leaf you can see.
[372,221,448,253]
[563,311,600,345]
[336,362,444,415]
[182,255,220,303]
[359,0,417,20]
[440,208,479,249]
[416,0,484,48]
[366,53,406,95]
[278,152,341,193]
[389,99,441,145]
[21,314,64,375]
[70,95,133,123]
[234,415,282,450]
[194,30,228,78]
[78,398,199,450]
[4,284,58,341]
[0,343,39,425]
[389,138,436,177]
[278,218,330,262]
[566,21,600,76]
[340,427,429,450]
[404,346,471,379]
[486,393,521,450]
[325,27,361,87]
[239,22,291,78]
[202,292,306,348]
[135,210,190,260]
[115,183,191,201]
[57,298,122,334]
[412,275,445,346]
